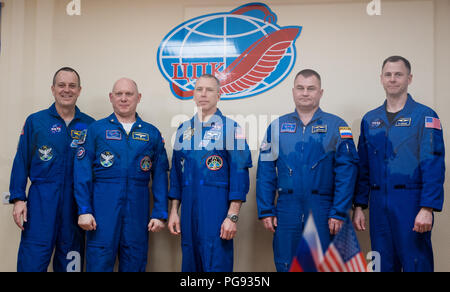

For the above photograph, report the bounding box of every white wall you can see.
[0,0,448,272]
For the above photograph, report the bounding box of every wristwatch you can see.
[227,214,239,223]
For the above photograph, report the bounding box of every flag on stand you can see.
[289,213,324,272]
[318,217,367,272]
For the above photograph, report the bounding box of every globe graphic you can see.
[158,12,298,100]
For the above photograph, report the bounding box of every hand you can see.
[78,214,97,231]
[352,207,366,231]
[413,207,433,233]
[12,200,27,231]
[220,217,237,240]
[329,218,344,235]
[148,219,165,233]
[168,210,181,235]
[261,216,277,233]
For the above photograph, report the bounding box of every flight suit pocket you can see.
[277,174,294,194]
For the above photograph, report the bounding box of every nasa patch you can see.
[76,147,86,160]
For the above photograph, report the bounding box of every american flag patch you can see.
[425,117,442,130]
[339,127,353,139]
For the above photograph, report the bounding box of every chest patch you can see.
[38,146,53,161]
[100,151,114,168]
[133,132,149,142]
[106,130,122,140]
[281,123,297,133]
[312,125,327,134]
[206,155,223,171]
[395,118,411,127]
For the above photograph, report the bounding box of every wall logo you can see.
[157,3,302,100]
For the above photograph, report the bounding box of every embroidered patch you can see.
[235,127,246,139]
[140,156,152,172]
[312,125,327,133]
[204,130,221,141]
[106,130,122,140]
[183,127,195,141]
[133,132,150,142]
[76,147,86,160]
[198,140,210,148]
[38,146,53,161]
[395,118,411,127]
[371,119,382,129]
[206,155,223,171]
[100,151,114,168]
[425,117,442,130]
[50,124,62,134]
[339,127,353,139]
[280,123,297,133]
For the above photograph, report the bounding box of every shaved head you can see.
[112,78,139,93]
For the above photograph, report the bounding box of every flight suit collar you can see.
[289,107,324,127]
[192,108,224,127]
[107,112,145,131]
[48,102,82,123]
[376,94,416,127]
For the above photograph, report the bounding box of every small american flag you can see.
[318,218,367,272]
[425,117,442,130]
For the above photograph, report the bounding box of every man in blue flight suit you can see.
[168,74,252,272]
[74,78,169,272]
[353,56,445,272]
[10,67,95,272]
[256,69,359,272]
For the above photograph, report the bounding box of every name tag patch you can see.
[395,118,411,127]
[312,125,327,134]
[132,132,149,142]
[204,130,221,141]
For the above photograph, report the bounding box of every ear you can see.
[408,74,413,85]
[137,93,142,103]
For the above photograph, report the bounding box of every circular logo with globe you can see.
[157,3,302,100]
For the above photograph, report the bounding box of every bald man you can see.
[74,78,169,272]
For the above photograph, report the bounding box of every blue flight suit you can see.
[169,109,252,272]
[256,108,358,272]
[354,95,445,272]
[9,103,95,272]
[74,113,169,272]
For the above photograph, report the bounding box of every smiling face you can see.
[109,78,141,120]
[292,74,323,112]
[193,76,221,116]
[51,70,81,109]
[381,61,412,99]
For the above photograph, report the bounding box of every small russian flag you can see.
[289,213,324,272]
[425,117,442,130]
[339,127,353,139]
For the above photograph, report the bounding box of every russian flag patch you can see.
[425,117,442,130]
[339,127,353,139]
